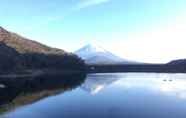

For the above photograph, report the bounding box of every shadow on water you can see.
[0,73,86,114]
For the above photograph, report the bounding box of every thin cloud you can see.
[76,0,110,10]
[39,0,111,26]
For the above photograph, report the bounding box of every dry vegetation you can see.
[0,27,85,73]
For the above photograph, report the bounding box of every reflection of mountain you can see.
[81,74,122,94]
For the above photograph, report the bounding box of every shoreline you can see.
[86,64,186,73]
[0,69,85,78]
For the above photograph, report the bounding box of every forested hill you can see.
[0,27,85,73]
[167,59,186,65]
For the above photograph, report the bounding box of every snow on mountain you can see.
[74,44,106,59]
[75,44,138,65]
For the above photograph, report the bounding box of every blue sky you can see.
[1,0,186,63]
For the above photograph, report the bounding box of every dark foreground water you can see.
[1,73,186,118]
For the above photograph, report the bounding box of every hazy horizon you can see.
[1,0,186,63]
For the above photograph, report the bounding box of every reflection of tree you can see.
[0,73,86,114]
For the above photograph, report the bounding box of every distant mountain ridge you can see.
[75,44,139,65]
[167,59,186,65]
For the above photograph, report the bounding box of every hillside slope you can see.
[0,27,85,73]
[0,27,63,54]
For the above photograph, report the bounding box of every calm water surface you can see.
[2,73,186,118]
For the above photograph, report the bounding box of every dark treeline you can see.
[0,42,85,73]
[20,53,85,70]
[87,64,186,73]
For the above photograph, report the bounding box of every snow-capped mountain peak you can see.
[75,44,107,59]
[75,44,138,65]
[77,44,106,54]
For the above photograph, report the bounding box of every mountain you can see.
[167,59,186,65]
[75,44,138,65]
[0,26,85,73]
[0,27,63,54]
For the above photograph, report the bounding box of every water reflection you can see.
[81,73,122,94]
[0,73,86,114]
[112,73,186,99]
[2,73,186,118]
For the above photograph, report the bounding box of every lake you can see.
[1,73,186,118]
